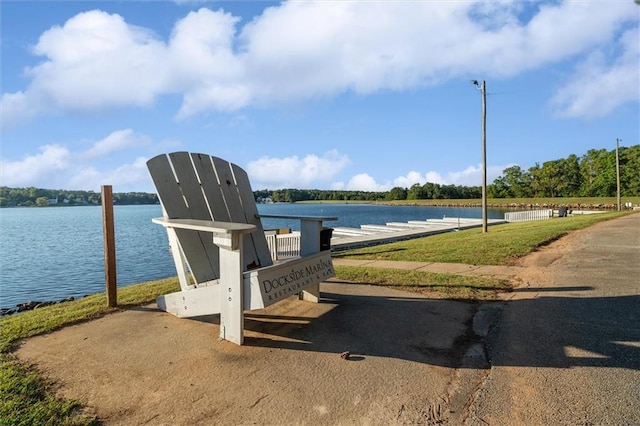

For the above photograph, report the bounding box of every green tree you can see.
[407,183,426,200]
[489,176,510,198]
[502,165,532,197]
[561,154,582,196]
[422,182,441,199]
[620,145,640,197]
[386,187,407,201]
[35,196,49,207]
[580,149,615,197]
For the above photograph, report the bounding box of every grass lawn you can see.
[0,210,632,424]
[333,212,628,265]
[334,266,510,299]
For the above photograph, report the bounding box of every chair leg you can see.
[299,219,322,303]
[217,237,245,345]
[299,283,320,303]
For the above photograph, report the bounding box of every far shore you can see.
[298,196,640,210]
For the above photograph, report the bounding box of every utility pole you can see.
[472,80,488,233]
[616,138,621,211]
[481,81,487,233]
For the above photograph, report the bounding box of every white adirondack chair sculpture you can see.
[147,152,337,345]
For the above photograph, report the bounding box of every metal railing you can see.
[265,232,301,260]
[504,209,552,223]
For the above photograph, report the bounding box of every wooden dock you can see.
[330,218,506,252]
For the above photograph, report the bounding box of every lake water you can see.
[0,203,505,309]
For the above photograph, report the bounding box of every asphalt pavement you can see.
[465,212,640,425]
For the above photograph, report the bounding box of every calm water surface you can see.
[0,204,504,309]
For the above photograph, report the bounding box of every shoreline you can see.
[0,296,84,317]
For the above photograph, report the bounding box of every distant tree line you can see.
[0,187,158,207]
[488,145,640,198]
[2,145,637,207]
[259,145,639,202]
[255,188,388,203]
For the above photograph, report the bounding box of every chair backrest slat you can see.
[191,153,229,222]
[148,152,274,282]
[230,162,273,268]
[148,153,220,284]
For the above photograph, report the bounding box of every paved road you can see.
[465,213,640,425]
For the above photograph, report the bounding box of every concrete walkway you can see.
[18,281,479,425]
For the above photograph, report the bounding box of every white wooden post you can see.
[299,219,322,302]
[215,232,245,345]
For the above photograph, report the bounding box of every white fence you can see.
[265,232,301,260]
[504,209,552,223]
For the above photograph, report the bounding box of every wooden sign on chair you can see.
[147,152,337,345]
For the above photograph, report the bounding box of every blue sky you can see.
[1,1,638,193]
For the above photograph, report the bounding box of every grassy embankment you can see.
[0,210,632,424]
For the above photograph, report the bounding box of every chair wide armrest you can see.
[256,214,337,222]
[152,217,256,234]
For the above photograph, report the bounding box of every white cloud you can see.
[0,91,42,130]
[247,149,350,189]
[387,167,484,189]
[393,171,431,189]
[551,27,640,119]
[0,131,156,191]
[173,0,215,4]
[67,157,150,191]
[0,145,71,187]
[428,164,508,187]
[340,164,510,192]
[28,11,168,110]
[82,129,151,159]
[170,8,251,118]
[2,1,637,128]
[344,173,391,192]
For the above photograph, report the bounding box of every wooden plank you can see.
[101,185,117,308]
[147,153,218,284]
[169,152,225,282]
[299,219,322,302]
[244,251,334,309]
[211,156,262,269]
[258,214,338,221]
[148,154,198,289]
[147,154,190,219]
[156,285,221,318]
[218,235,245,345]
[211,157,244,221]
[191,153,229,222]
[231,161,273,268]
[152,217,256,234]
[168,152,211,221]
[168,152,222,283]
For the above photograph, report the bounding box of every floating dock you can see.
[330,217,506,252]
